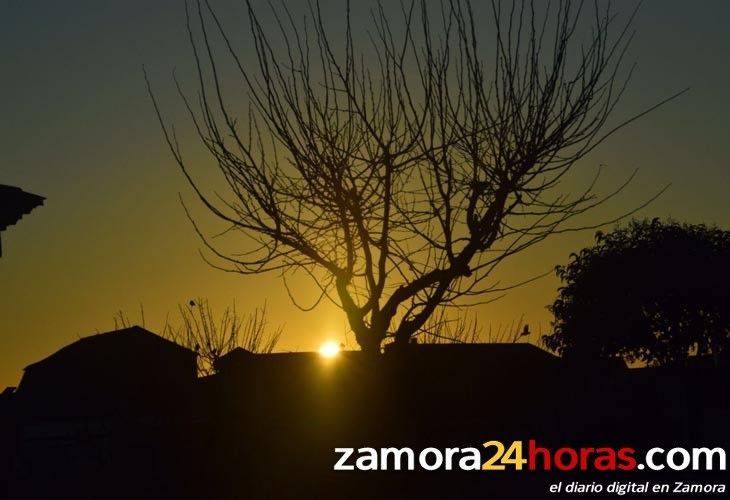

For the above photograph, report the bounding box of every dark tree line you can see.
[544,219,730,366]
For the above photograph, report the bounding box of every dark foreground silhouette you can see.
[0,184,45,258]
[1,327,728,499]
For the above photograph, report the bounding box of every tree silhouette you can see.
[163,299,282,375]
[544,219,730,366]
[112,299,282,375]
[148,0,684,354]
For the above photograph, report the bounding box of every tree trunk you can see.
[356,328,385,356]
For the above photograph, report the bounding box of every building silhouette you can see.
[0,184,45,257]
[18,326,197,398]
[1,327,728,499]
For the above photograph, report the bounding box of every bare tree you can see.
[111,299,282,375]
[418,308,481,344]
[147,0,685,355]
[164,299,282,375]
[417,309,537,345]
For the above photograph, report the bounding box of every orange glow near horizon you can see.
[2,0,729,391]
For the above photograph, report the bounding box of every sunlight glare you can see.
[319,340,340,358]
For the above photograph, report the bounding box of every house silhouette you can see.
[18,326,196,401]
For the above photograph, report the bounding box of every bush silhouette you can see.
[544,219,730,366]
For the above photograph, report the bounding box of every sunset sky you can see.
[2,0,729,388]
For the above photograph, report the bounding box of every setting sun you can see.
[319,341,341,358]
